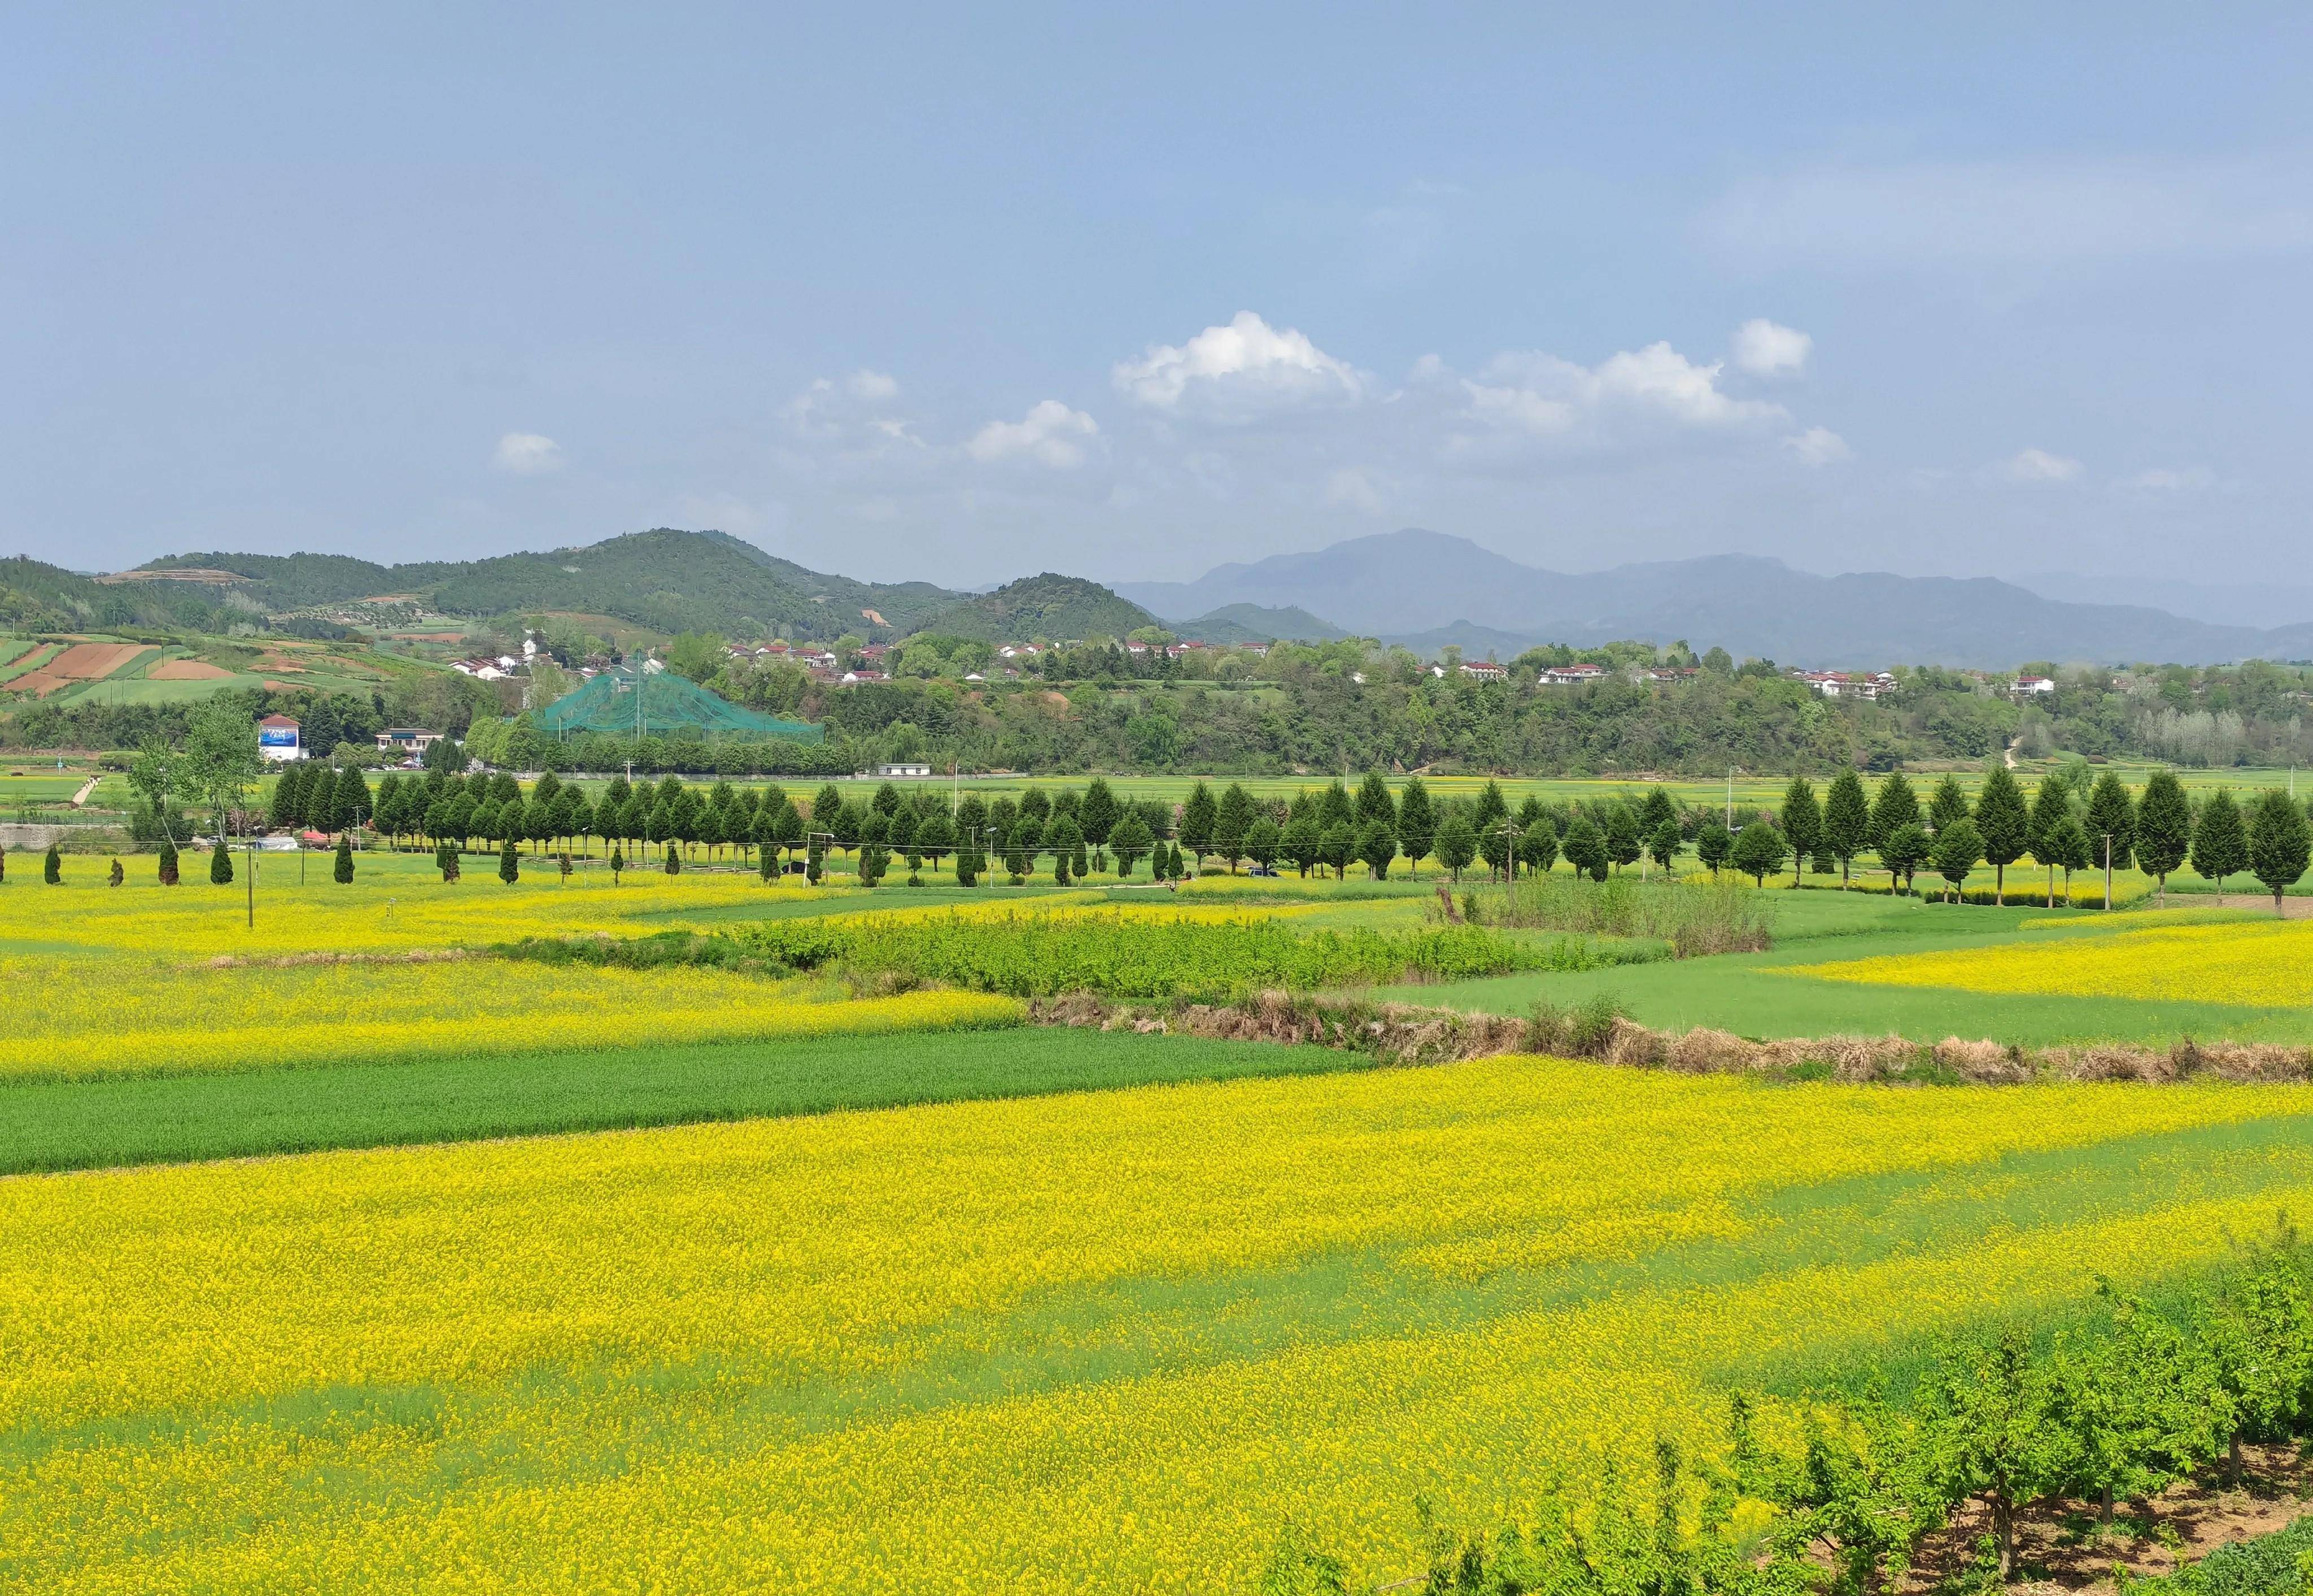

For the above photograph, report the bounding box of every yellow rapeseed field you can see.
[0,957,1021,1079]
[6,1057,2310,1592]
[1787,917,2313,1006]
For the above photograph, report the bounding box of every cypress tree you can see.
[210,839,233,885]
[2041,814,2091,904]
[498,834,519,883]
[1870,771,1921,852]
[1435,813,1480,880]
[1933,817,1983,903]
[1928,775,1970,836]
[1519,816,1560,877]
[1358,773,1401,830]
[2190,790,2247,893]
[43,844,62,884]
[334,834,355,883]
[2028,776,2074,906]
[1469,779,1505,835]
[2085,771,2137,874]
[1729,819,1788,887]
[1357,820,1396,881]
[109,858,124,887]
[2249,788,2310,915]
[1395,778,1435,877]
[2134,770,2193,904]
[1316,780,1354,834]
[1179,782,1217,870]
[1558,815,1605,882]
[1079,778,1119,870]
[158,838,179,885]
[1821,770,1870,887]
[1603,804,1642,874]
[1695,818,1731,876]
[1881,822,1932,895]
[1974,765,2031,901]
[1646,821,1681,875]
[1779,777,1822,886]
[1638,785,1677,839]
[759,837,777,880]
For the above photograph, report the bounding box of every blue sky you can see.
[8,5,2311,592]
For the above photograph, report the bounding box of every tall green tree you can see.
[1282,813,1320,878]
[1079,777,1119,870]
[1212,783,1255,873]
[1695,818,1732,877]
[2085,771,2138,874]
[498,833,520,884]
[2190,789,2247,893]
[1434,813,1479,881]
[1927,775,1970,836]
[184,697,263,838]
[1518,816,1560,878]
[1356,773,1399,830]
[2134,770,2193,905]
[1646,820,1681,877]
[334,833,355,884]
[1780,777,1823,887]
[1821,770,1871,887]
[1933,817,1983,902]
[1179,781,1216,870]
[1356,819,1396,881]
[1730,819,1788,887]
[1109,813,1153,878]
[1882,821,1932,895]
[43,844,62,885]
[1870,771,1921,852]
[1638,785,1677,840]
[1470,779,1506,836]
[209,838,233,885]
[1395,777,1435,877]
[2249,787,2311,915]
[1603,804,1642,874]
[1974,765,2031,901]
[2041,813,2092,906]
[1045,815,1084,885]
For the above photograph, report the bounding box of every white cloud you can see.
[670,491,766,536]
[1324,468,1385,514]
[1731,319,1812,377]
[1784,426,1852,466]
[846,369,900,401]
[2120,466,2216,491]
[492,433,564,475]
[1113,311,1367,419]
[1459,342,1789,443]
[967,400,1101,468]
[1703,154,2313,269]
[2005,447,2084,483]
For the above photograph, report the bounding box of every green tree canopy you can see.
[1933,817,1983,900]
[1780,777,1822,886]
[1870,771,1921,847]
[1974,765,2031,896]
[1729,819,1788,887]
[2190,789,2247,891]
[2135,770,2193,900]
[2249,787,2310,914]
[1821,770,1871,886]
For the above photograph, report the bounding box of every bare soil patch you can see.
[147,660,234,681]
[12,642,146,695]
[1913,1444,2311,1595]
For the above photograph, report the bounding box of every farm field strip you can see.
[0,1028,1384,1175]
[1784,916,2313,1007]
[5,1059,2311,1591]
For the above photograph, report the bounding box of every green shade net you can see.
[534,668,822,743]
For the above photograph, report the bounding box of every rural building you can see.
[874,762,934,778]
[2012,675,2057,695]
[1538,664,1608,685]
[1458,661,1508,682]
[257,714,303,762]
[375,727,444,756]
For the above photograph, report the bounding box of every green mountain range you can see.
[915,573,1162,643]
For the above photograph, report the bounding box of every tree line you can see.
[1274,1233,2313,1595]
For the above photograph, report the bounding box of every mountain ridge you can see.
[1114,530,2313,669]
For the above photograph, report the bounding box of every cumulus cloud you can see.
[2005,447,2084,483]
[1731,319,1812,377]
[967,400,1101,468]
[492,433,564,475]
[846,369,900,401]
[1113,311,1367,419]
[1459,342,1790,443]
[1784,426,1852,466]
[2120,466,2216,491]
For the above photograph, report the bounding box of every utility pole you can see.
[2102,832,2113,912]
[1726,768,1733,830]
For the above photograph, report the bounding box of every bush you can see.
[2134,1516,2313,1596]
[1524,993,1626,1057]
[43,844,61,884]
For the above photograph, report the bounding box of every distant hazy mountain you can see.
[1175,604,1348,645]
[2017,571,2313,633]
[1116,529,2313,669]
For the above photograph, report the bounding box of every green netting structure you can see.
[535,668,822,743]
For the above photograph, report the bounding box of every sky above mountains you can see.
[9,6,2311,588]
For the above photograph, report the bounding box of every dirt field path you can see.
[2193,891,2313,918]
[69,777,97,807]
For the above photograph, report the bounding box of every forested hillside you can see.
[137,529,961,640]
